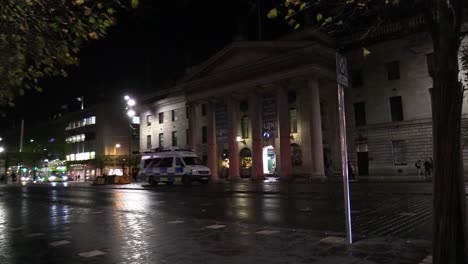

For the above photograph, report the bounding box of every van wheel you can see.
[148,176,157,186]
[182,175,191,186]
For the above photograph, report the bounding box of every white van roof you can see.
[141,150,198,160]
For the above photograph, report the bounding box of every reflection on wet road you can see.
[0,183,438,263]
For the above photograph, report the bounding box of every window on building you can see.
[241,116,250,139]
[289,108,298,133]
[202,104,207,116]
[146,115,151,126]
[386,61,400,80]
[146,135,152,149]
[389,96,404,122]
[172,110,177,122]
[158,112,164,124]
[186,107,189,119]
[426,53,434,77]
[172,131,178,146]
[158,133,164,148]
[186,129,190,146]
[354,102,367,126]
[352,69,363,87]
[392,140,407,166]
[202,126,207,143]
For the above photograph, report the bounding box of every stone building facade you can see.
[138,26,468,181]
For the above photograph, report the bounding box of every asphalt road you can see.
[0,182,459,263]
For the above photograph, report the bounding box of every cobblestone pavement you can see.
[0,182,459,263]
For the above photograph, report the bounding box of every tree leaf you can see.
[316,13,323,21]
[131,0,139,8]
[267,8,279,19]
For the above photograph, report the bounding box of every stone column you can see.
[227,97,240,180]
[188,103,198,152]
[308,79,325,178]
[277,87,293,179]
[206,101,219,181]
[249,92,264,180]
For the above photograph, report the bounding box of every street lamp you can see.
[127,109,136,117]
[0,147,4,153]
[114,143,121,170]
[123,95,138,178]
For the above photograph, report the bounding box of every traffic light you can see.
[33,166,38,170]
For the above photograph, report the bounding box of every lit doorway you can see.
[262,146,276,175]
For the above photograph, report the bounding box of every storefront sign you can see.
[215,102,228,142]
[262,94,278,138]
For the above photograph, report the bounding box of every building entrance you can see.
[262,146,276,175]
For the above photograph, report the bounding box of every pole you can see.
[19,119,24,152]
[338,83,353,244]
[336,52,352,244]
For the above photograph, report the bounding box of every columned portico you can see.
[248,92,264,180]
[308,79,325,178]
[206,101,219,181]
[227,97,240,180]
[277,86,293,179]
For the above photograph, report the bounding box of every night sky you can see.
[2,0,287,131]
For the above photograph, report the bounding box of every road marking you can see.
[256,230,279,235]
[25,233,44,238]
[419,255,432,264]
[320,236,347,244]
[49,240,71,247]
[168,220,184,224]
[78,250,106,258]
[206,224,226,229]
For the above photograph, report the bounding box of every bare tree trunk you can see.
[429,1,467,262]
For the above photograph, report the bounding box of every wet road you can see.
[0,182,453,263]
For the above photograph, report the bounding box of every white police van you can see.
[138,148,211,185]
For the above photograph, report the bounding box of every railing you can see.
[339,15,426,46]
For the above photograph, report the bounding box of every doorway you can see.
[357,143,369,176]
[262,146,276,175]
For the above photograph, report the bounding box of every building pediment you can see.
[181,41,327,83]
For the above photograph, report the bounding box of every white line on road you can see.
[256,230,279,235]
[25,233,44,238]
[78,250,106,258]
[206,224,226,229]
[49,240,71,247]
[168,220,185,224]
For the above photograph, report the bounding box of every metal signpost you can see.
[336,52,353,244]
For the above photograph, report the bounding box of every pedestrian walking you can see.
[415,159,422,177]
[348,161,355,180]
[424,158,432,181]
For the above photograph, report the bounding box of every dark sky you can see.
[2,0,287,131]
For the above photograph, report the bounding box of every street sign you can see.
[336,52,352,244]
[336,53,349,87]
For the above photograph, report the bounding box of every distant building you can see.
[64,101,139,180]
[138,88,189,154]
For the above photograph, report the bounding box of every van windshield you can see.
[182,156,203,166]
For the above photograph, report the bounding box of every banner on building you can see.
[215,102,228,142]
[262,94,278,138]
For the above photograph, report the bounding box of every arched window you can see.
[291,144,302,167]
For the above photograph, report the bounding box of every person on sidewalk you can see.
[415,159,422,177]
[347,161,355,180]
[424,158,433,181]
